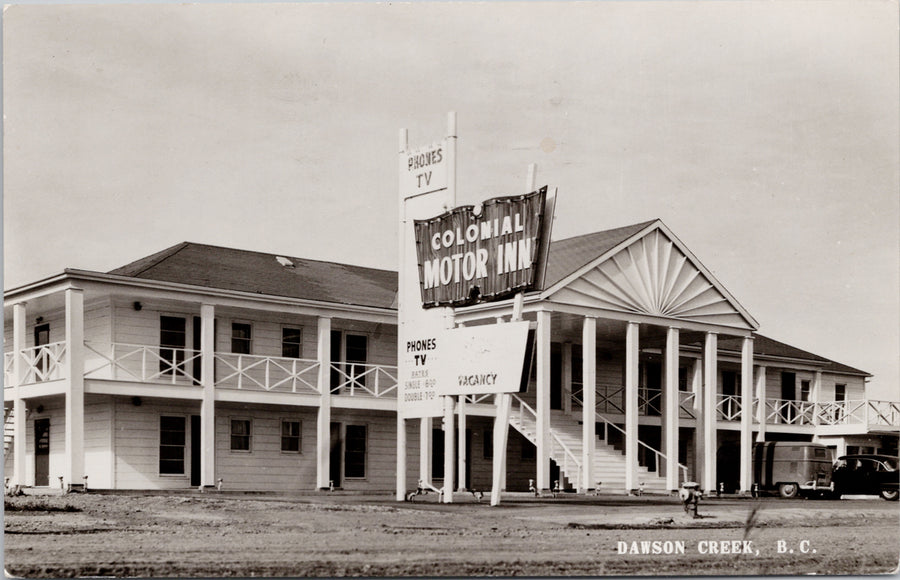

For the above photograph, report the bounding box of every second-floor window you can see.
[231,323,252,355]
[330,331,368,389]
[160,316,186,376]
[800,380,811,402]
[835,384,847,402]
[282,327,303,358]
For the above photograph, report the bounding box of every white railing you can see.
[215,353,320,394]
[4,352,15,388]
[716,394,742,422]
[678,391,696,419]
[463,393,495,404]
[764,398,816,425]
[511,394,582,490]
[17,342,68,384]
[329,362,398,398]
[596,384,625,414]
[640,388,662,416]
[866,400,900,427]
[84,342,200,384]
[594,414,689,485]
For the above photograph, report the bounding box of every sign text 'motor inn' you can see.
[414,187,547,307]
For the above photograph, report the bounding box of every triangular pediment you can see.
[544,221,758,330]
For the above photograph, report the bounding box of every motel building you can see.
[4,220,899,496]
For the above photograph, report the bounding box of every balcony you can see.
[5,342,398,401]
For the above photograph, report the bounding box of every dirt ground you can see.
[4,490,899,577]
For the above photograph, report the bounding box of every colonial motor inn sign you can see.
[414,187,548,307]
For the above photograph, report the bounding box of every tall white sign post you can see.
[397,113,457,502]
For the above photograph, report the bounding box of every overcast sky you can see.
[3,1,898,399]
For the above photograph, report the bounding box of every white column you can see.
[420,417,433,484]
[199,303,216,489]
[812,370,822,405]
[490,393,512,506]
[739,336,754,494]
[65,288,85,490]
[624,321,640,493]
[664,327,680,491]
[562,342,573,415]
[396,413,407,501]
[755,366,767,442]
[442,396,455,503]
[12,302,27,487]
[581,317,596,493]
[536,310,552,490]
[316,316,332,489]
[457,396,467,491]
[702,332,718,493]
[691,357,703,484]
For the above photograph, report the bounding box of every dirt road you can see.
[4,491,898,577]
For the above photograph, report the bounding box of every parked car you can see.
[832,454,899,501]
[753,441,834,498]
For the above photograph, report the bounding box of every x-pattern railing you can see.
[215,352,320,393]
[640,388,662,416]
[596,385,625,414]
[329,362,398,398]
[462,393,494,404]
[19,342,67,384]
[679,391,696,419]
[84,342,200,384]
[867,400,900,427]
[716,394,742,421]
[4,352,15,388]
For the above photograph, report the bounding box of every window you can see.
[230,419,251,451]
[800,380,811,402]
[160,316,186,376]
[282,327,303,359]
[281,420,301,453]
[330,331,369,389]
[345,334,368,387]
[159,416,186,475]
[231,323,252,354]
[344,424,367,478]
[483,428,493,460]
[679,367,688,392]
[835,384,847,402]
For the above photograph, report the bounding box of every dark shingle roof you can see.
[542,220,657,289]
[109,242,398,310]
[718,334,870,377]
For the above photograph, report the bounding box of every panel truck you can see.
[753,441,834,498]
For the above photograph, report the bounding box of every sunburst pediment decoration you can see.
[548,228,753,329]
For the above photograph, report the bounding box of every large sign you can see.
[414,187,548,307]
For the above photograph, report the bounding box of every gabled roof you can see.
[108,242,398,310]
[542,219,759,331]
[718,334,871,377]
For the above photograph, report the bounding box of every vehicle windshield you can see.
[882,458,897,471]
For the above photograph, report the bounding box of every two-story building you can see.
[4,220,897,496]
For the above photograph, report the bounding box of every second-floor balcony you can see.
[5,341,398,401]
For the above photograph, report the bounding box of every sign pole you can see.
[396,127,409,502]
[442,113,458,504]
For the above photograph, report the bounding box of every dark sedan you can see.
[832,454,899,501]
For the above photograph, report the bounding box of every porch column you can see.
[739,336,754,494]
[663,327,680,491]
[755,366,767,442]
[691,357,703,483]
[562,342,573,415]
[420,417,433,484]
[624,321,639,493]
[702,332,718,493]
[316,316,332,489]
[536,310,552,491]
[442,396,455,503]
[457,396,467,491]
[199,303,216,489]
[396,413,407,501]
[12,302,27,487]
[812,370,822,406]
[64,288,85,491]
[581,317,596,493]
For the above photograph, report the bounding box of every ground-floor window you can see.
[281,420,301,453]
[230,419,252,451]
[344,424,367,478]
[159,416,186,475]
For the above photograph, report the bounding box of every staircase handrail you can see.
[595,412,689,485]
[510,394,583,488]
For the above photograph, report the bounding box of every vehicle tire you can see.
[880,489,899,501]
[778,482,799,498]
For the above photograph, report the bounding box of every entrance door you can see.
[190,415,201,487]
[34,418,50,486]
[550,344,562,410]
[329,422,342,488]
[781,372,796,422]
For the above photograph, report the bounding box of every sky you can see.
[3,1,898,399]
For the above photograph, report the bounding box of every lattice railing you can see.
[18,342,68,384]
[329,362,397,398]
[84,342,200,384]
[215,352,320,394]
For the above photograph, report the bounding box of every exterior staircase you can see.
[508,397,671,494]
[4,405,14,453]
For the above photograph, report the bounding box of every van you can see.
[753,441,833,498]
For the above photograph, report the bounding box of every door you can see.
[190,415,201,487]
[34,418,50,486]
[329,422,342,488]
[780,372,796,422]
[550,344,562,410]
[34,323,50,377]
